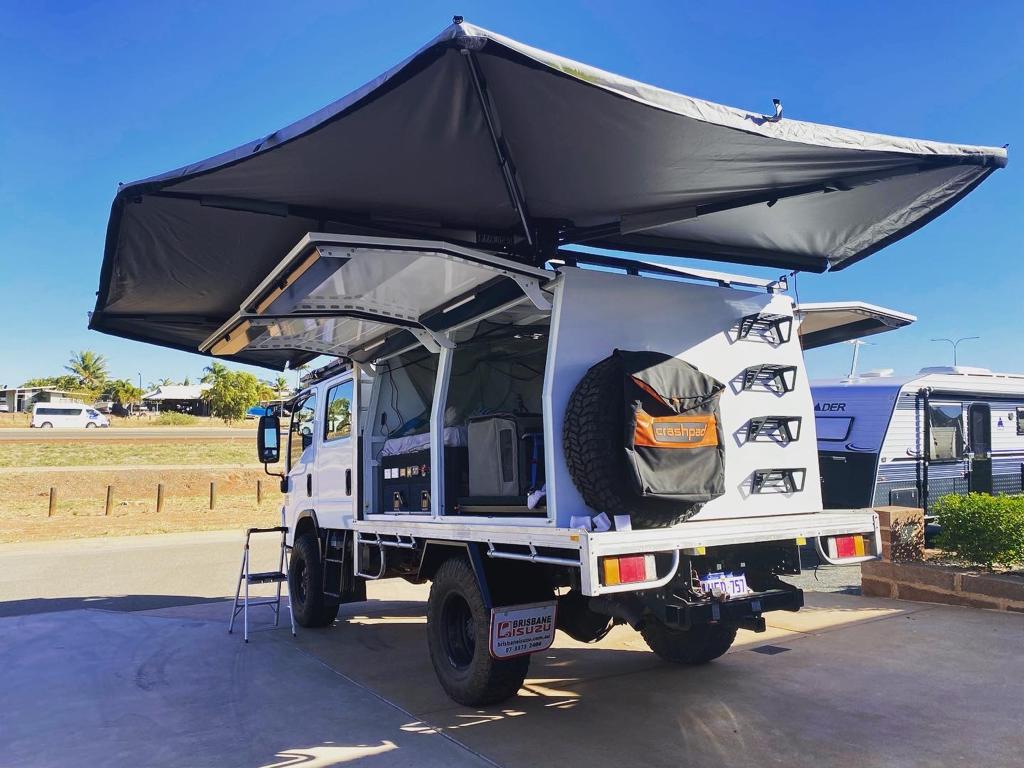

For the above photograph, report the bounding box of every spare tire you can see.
[563,356,702,528]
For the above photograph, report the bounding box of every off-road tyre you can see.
[288,533,339,628]
[426,557,531,706]
[640,621,737,664]
[563,356,699,528]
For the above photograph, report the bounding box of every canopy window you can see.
[92,19,1005,369]
[797,302,916,350]
[199,234,553,365]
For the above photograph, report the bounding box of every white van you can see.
[31,404,110,429]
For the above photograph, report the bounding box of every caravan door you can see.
[967,403,993,494]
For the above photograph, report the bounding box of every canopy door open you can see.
[797,302,916,350]
[200,234,554,365]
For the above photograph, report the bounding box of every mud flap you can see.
[489,601,558,659]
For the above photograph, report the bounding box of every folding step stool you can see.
[228,526,296,642]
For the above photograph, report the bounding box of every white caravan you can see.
[88,20,1005,704]
[813,367,1024,517]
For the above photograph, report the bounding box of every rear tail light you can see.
[827,534,868,559]
[601,554,657,586]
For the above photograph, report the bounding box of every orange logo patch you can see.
[634,410,718,449]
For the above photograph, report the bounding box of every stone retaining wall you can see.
[862,560,1024,612]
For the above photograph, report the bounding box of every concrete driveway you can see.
[2,532,1022,768]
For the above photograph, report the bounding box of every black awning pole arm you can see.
[461,49,534,248]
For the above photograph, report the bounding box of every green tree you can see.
[204,370,263,422]
[21,375,84,392]
[201,361,229,384]
[108,379,144,409]
[65,351,109,390]
[182,376,192,386]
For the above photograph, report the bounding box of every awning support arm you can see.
[461,50,534,248]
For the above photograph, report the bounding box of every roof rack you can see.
[551,251,788,294]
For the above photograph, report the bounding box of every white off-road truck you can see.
[89,21,1005,705]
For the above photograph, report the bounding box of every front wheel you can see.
[426,558,531,706]
[40,422,53,429]
[640,621,737,664]
[85,422,97,429]
[288,533,339,628]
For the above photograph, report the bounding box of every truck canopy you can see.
[91,19,1005,369]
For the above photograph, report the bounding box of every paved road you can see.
[0,427,254,441]
[3,532,1022,768]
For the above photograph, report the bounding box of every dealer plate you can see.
[489,601,557,659]
[699,571,749,598]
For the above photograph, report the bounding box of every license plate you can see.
[699,571,749,598]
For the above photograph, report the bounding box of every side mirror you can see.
[257,415,281,464]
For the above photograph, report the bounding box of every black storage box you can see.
[380,447,468,513]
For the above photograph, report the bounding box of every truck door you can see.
[968,403,993,494]
[316,377,356,527]
[286,391,319,509]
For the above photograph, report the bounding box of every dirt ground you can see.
[0,437,279,542]
[0,438,254,467]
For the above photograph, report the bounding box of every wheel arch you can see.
[291,509,319,548]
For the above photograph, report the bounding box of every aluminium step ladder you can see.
[228,526,296,642]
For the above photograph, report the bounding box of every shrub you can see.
[934,493,1024,569]
[156,412,199,426]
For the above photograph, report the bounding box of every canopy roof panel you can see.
[91,19,1005,369]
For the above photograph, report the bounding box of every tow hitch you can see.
[657,588,804,633]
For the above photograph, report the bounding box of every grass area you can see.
[0,495,280,543]
[0,439,258,468]
[0,412,256,428]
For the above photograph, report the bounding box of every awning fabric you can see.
[91,19,1006,370]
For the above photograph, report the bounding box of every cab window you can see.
[288,394,318,469]
[324,381,353,442]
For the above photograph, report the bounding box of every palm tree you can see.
[182,376,192,386]
[272,375,290,398]
[65,350,109,389]
[201,362,228,384]
[148,377,174,390]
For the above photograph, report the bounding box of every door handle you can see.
[306,473,313,497]
[345,468,352,496]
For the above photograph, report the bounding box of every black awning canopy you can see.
[91,20,1005,369]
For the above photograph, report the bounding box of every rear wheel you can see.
[40,422,53,429]
[426,557,531,706]
[288,533,339,628]
[640,620,737,664]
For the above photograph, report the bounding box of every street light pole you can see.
[931,337,980,367]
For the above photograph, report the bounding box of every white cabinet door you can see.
[316,378,356,529]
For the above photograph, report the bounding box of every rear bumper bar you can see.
[659,587,804,633]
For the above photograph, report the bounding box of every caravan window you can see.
[928,403,964,462]
[815,416,853,441]
[1017,407,1024,436]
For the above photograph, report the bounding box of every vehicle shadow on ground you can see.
[0,593,230,618]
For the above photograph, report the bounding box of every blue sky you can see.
[1,1,1021,388]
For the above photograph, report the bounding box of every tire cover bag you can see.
[616,349,726,502]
